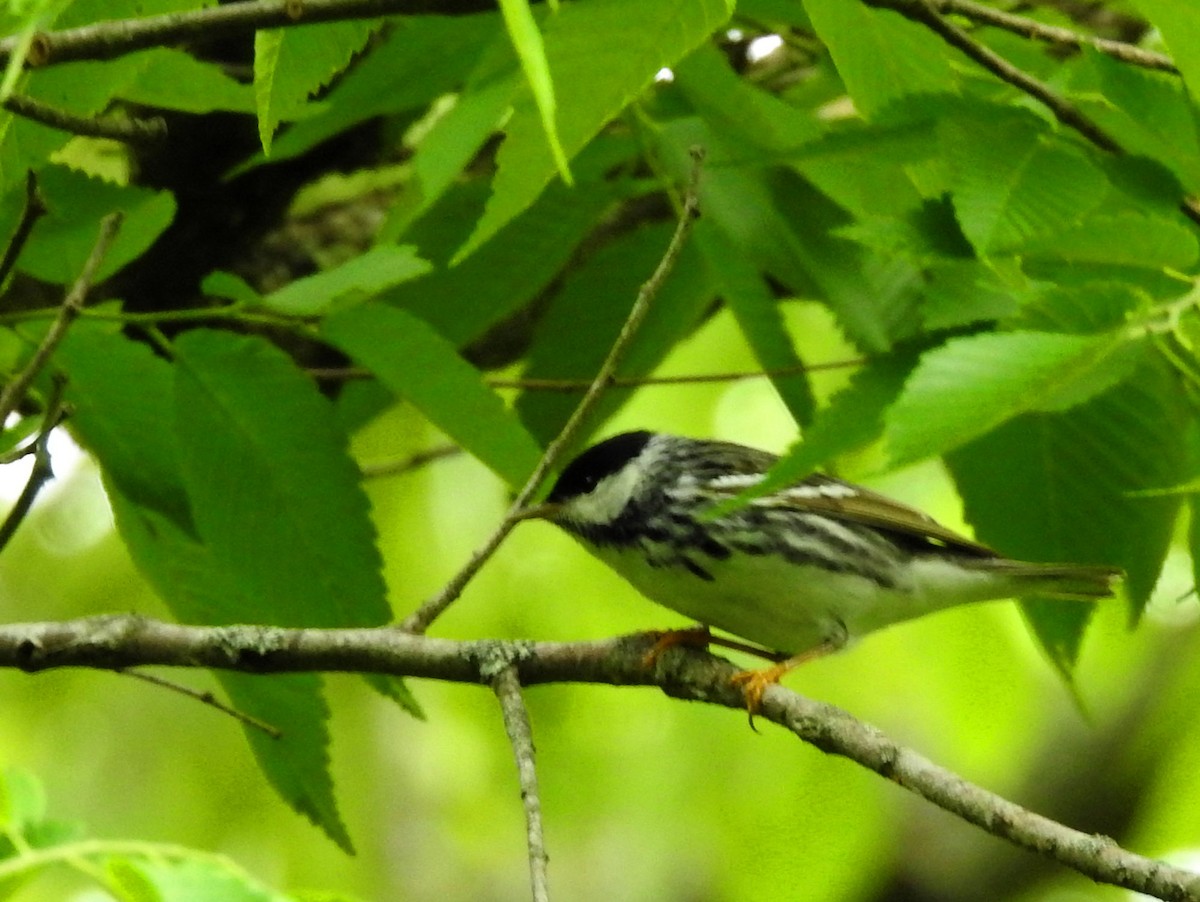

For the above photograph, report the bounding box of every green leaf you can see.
[201,271,262,305]
[173,330,390,630]
[674,43,821,154]
[378,70,522,242]
[382,179,616,346]
[18,165,175,284]
[498,0,571,184]
[107,856,281,902]
[941,109,1107,254]
[254,19,381,155]
[323,302,543,486]
[1128,0,1200,113]
[0,768,44,834]
[108,494,351,851]
[57,324,191,526]
[886,330,1144,467]
[803,0,956,118]
[516,221,716,445]
[246,12,501,170]
[656,117,923,351]
[1070,48,1200,192]
[707,351,917,516]
[259,246,432,317]
[1021,211,1199,270]
[694,219,815,427]
[119,48,256,114]
[947,358,1188,668]
[221,672,351,855]
[458,0,733,260]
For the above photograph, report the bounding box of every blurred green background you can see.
[2,303,1198,902]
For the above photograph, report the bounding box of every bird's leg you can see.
[642,626,789,668]
[642,625,714,667]
[730,621,850,718]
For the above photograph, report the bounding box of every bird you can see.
[532,430,1122,710]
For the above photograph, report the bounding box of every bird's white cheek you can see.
[562,465,642,525]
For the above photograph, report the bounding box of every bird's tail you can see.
[972,559,1123,600]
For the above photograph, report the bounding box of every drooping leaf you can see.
[458,0,733,260]
[1127,0,1200,114]
[707,351,917,516]
[947,358,1189,669]
[254,19,382,155]
[18,166,175,284]
[381,180,616,346]
[323,302,544,487]
[250,12,501,169]
[886,330,1145,467]
[172,329,391,630]
[941,109,1107,255]
[108,493,352,851]
[258,246,431,317]
[1020,211,1199,270]
[497,0,571,183]
[56,324,190,527]
[119,48,256,114]
[694,218,815,427]
[803,0,956,118]
[516,221,716,445]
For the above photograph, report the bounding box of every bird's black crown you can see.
[546,431,653,503]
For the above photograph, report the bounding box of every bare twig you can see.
[118,669,283,738]
[489,662,550,902]
[398,148,706,635]
[309,358,867,390]
[0,212,123,426]
[3,614,1199,902]
[0,0,459,68]
[926,0,1177,73]
[0,375,64,554]
[2,94,166,143]
[359,444,461,479]
[867,0,1121,153]
[0,172,46,289]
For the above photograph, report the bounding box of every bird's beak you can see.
[516,501,562,522]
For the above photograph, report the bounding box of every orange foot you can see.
[642,626,713,668]
[729,635,846,723]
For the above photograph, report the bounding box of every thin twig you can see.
[309,358,867,389]
[0,172,46,289]
[0,375,64,554]
[927,0,1177,73]
[866,0,1120,153]
[2,94,166,143]
[490,664,550,902]
[398,147,706,635]
[1,0,449,68]
[359,445,461,479]
[118,669,283,738]
[0,212,123,426]
[4,615,1200,902]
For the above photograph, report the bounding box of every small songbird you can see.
[535,431,1121,708]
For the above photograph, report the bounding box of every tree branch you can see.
[0,171,47,289]
[0,212,123,426]
[397,147,705,635]
[866,0,1121,154]
[1,94,166,143]
[0,375,64,554]
[488,660,550,902]
[0,0,478,69]
[925,0,1177,74]
[2,614,1198,902]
